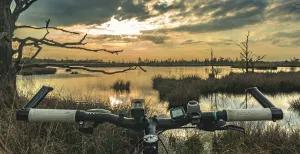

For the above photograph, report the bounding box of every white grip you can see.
[226,108,272,121]
[28,109,76,122]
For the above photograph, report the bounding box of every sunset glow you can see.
[16,0,300,61]
[84,17,158,35]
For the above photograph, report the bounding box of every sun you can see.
[83,16,157,36]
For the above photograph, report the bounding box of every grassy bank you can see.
[153,72,300,108]
[20,67,57,75]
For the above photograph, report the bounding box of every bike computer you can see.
[170,107,185,120]
[131,99,145,119]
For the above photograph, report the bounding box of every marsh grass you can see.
[213,122,300,153]
[289,97,300,116]
[153,72,300,108]
[112,80,131,92]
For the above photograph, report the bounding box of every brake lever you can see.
[197,120,226,131]
[78,121,94,134]
[217,125,246,134]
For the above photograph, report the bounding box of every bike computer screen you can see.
[170,107,185,120]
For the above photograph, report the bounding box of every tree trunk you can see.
[245,60,249,73]
[0,1,18,108]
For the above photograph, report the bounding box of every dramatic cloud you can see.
[152,0,186,14]
[14,0,300,61]
[155,0,268,33]
[18,0,121,26]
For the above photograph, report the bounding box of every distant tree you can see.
[249,55,266,73]
[236,31,265,73]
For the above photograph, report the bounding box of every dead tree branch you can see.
[290,3,300,14]
[13,19,123,66]
[21,64,147,74]
[13,0,38,16]
[15,25,80,35]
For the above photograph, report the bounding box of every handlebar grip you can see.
[245,87,275,108]
[17,109,77,122]
[226,108,283,121]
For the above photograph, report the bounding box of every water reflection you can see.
[109,92,131,106]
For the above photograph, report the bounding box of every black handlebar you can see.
[16,86,283,133]
[24,86,53,109]
[245,87,275,108]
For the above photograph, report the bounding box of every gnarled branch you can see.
[13,0,37,16]
[15,25,80,35]
[13,19,123,68]
[290,3,300,14]
[21,64,147,75]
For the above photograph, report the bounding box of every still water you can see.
[17,66,300,126]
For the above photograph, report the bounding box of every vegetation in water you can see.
[153,72,300,108]
[112,80,131,92]
[19,67,57,76]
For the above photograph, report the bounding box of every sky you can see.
[14,0,300,61]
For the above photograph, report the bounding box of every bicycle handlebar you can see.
[17,108,283,129]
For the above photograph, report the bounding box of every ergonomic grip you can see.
[17,109,77,122]
[226,108,283,121]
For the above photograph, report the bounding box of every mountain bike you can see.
[17,86,283,154]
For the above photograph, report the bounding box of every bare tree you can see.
[249,55,266,73]
[236,31,266,73]
[0,0,144,107]
[236,31,252,73]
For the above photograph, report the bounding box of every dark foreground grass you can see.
[212,122,300,154]
[153,72,300,108]
[0,96,140,154]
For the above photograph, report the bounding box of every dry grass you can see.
[213,122,300,153]
[289,97,300,116]
[0,95,140,154]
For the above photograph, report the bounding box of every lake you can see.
[17,66,300,127]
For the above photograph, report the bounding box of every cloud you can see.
[180,39,203,45]
[152,0,186,14]
[257,29,300,47]
[114,0,152,21]
[18,0,122,26]
[89,33,169,44]
[139,34,169,44]
[156,0,267,33]
[180,37,234,45]
[264,0,300,22]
